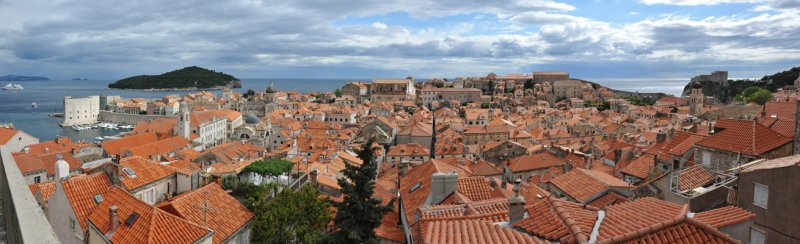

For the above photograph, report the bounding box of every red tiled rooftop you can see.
[677,165,715,192]
[693,206,755,228]
[587,191,629,209]
[424,219,547,244]
[62,173,113,231]
[697,119,791,156]
[514,196,597,243]
[157,183,253,244]
[550,169,631,203]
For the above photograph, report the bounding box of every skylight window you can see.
[123,167,137,178]
[93,194,104,204]
[409,182,421,193]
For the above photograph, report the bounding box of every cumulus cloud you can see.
[640,0,761,6]
[0,0,797,79]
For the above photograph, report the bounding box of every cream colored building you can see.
[369,79,416,102]
[418,88,481,106]
[62,96,100,126]
[553,79,584,99]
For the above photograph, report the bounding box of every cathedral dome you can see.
[692,81,703,89]
[244,114,261,124]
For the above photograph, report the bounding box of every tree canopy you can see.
[327,138,394,243]
[108,66,239,89]
[246,184,332,244]
[736,86,773,105]
[243,159,294,176]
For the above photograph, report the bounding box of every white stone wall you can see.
[62,96,100,126]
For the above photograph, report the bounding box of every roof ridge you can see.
[547,196,590,243]
[597,204,689,244]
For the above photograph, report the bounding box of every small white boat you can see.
[2,83,24,91]
[31,102,37,108]
[120,125,133,129]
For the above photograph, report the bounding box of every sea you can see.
[0,78,687,142]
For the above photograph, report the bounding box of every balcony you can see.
[0,146,60,243]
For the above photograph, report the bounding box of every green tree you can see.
[248,184,332,244]
[736,86,773,105]
[524,79,534,89]
[334,88,342,97]
[327,138,394,243]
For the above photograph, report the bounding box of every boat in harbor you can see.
[31,102,37,108]
[2,83,24,91]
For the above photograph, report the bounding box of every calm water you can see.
[0,78,683,142]
[0,79,355,141]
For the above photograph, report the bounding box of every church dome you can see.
[265,82,277,93]
[244,114,261,124]
[692,81,703,89]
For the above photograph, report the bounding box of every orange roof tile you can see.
[514,196,597,243]
[0,127,20,145]
[693,206,755,228]
[128,136,190,159]
[118,156,177,191]
[507,151,566,173]
[677,165,715,192]
[550,169,632,203]
[597,197,685,241]
[620,154,654,180]
[157,183,253,244]
[62,173,114,231]
[103,133,159,156]
[88,187,211,244]
[587,191,629,209]
[425,219,547,244]
[28,181,56,204]
[13,151,82,176]
[697,119,792,156]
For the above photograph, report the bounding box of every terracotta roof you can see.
[424,219,547,244]
[514,195,597,243]
[103,133,159,156]
[61,173,114,231]
[28,181,56,205]
[602,218,739,244]
[118,156,177,191]
[697,119,792,156]
[677,165,715,192]
[693,206,755,228]
[13,151,82,176]
[549,169,631,203]
[742,154,800,172]
[127,136,190,159]
[597,197,685,241]
[456,177,505,202]
[762,101,796,119]
[398,122,433,137]
[0,127,20,145]
[620,154,654,180]
[507,152,566,173]
[387,143,430,157]
[88,187,211,244]
[400,159,470,227]
[760,117,795,138]
[587,191,629,209]
[157,183,253,244]
[128,118,178,137]
[420,198,510,223]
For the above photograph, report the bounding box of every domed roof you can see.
[692,81,703,89]
[244,114,261,124]
[265,82,277,93]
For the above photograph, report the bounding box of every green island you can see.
[108,66,242,90]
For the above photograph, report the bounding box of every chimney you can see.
[399,161,409,176]
[310,169,319,188]
[656,130,666,143]
[105,205,120,239]
[429,172,458,205]
[508,179,526,224]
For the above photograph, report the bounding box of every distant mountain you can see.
[108,66,242,90]
[0,74,50,81]
[682,67,799,104]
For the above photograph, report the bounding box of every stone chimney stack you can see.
[656,130,666,143]
[310,169,319,188]
[508,179,526,224]
[105,205,120,239]
[430,172,458,205]
[399,160,409,176]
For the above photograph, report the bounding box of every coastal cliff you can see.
[108,66,241,90]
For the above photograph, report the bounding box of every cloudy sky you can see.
[0,0,798,80]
